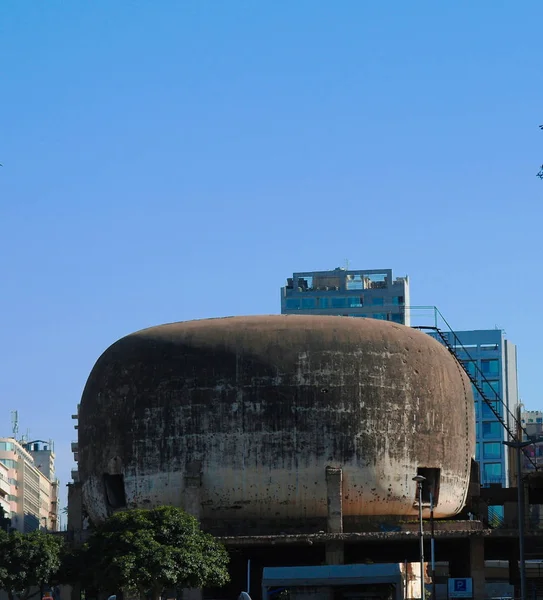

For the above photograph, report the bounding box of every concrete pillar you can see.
[183,462,203,600]
[325,466,343,534]
[67,483,83,600]
[469,537,485,600]
[504,501,518,528]
[325,541,344,565]
[67,482,83,534]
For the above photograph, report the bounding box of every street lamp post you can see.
[413,475,426,600]
[503,439,531,600]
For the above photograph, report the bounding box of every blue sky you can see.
[1,1,542,512]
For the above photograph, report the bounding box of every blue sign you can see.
[448,578,473,598]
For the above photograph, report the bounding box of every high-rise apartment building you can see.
[280,268,410,325]
[433,329,518,488]
[0,437,59,532]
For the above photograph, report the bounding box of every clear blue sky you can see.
[1,1,542,513]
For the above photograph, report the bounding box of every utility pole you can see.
[430,492,436,600]
[504,439,531,600]
[413,475,426,600]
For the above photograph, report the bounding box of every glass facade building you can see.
[280,268,410,325]
[435,329,519,488]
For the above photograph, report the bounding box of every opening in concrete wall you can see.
[103,473,126,509]
[417,468,441,506]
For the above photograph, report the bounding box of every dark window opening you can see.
[417,467,441,506]
[103,473,126,509]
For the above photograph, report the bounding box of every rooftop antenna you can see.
[344,258,350,271]
[11,411,19,437]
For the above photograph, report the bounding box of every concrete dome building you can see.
[78,315,475,533]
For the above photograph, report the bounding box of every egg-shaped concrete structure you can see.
[78,315,474,531]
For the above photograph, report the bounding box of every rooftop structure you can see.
[281,268,410,325]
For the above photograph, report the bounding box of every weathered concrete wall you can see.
[78,315,475,527]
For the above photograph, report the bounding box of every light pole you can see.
[413,475,426,600]
[504,439,531,600]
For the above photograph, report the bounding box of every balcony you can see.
[71,441,78,453]
[0,476,10,497]
[71,469,80,483]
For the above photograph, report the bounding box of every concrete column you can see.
[469,537,485,600]
[325,541,344,565]
[504,501,518,528]
[183,462,203,600]
[67,482,83,534]
[325,466,343,534]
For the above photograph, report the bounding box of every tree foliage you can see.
[84,506,230,600]
[0,530,63,600]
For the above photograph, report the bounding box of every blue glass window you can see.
[483,442,501,459]
[481,359,499,376]
[482,380,500,398]
[483,462,503,483]
[482,401,500,419]
[391,313,404,324]
[318,297,329,309]
[0,459,17,469]
[475,443,480,460]
[391,296,404,305]
[373,313,387,320]
[348,297,363,308]
[372,297,384,306]
[301,298,316,309]
[463,361,477,376]
[482,421,502,439]
[331,298,348,309]
[0,442,14,451]
[285,299,300,310]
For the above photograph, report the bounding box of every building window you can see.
[475,443,480,460]
[483,442,502,459]
[482,380,500,398]
[301,298,316,309]
[392,296,404,305]
[372,297,384,306]
[0,442,14,451]
[391,313,403,324]
[318,297,329,309]
[481,359,499,376]
[482,401,500,419]
[482,421,502,439]
[331,298,348,309]
[285,298,300,310]
[348,297,363,308]
[373,313,387,320]
[463,361,477,377]
[483,462,503,483]
[0,459,17,469]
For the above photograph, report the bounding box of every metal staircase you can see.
[411,319,537,472]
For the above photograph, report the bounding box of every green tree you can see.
[0,529,63,600]
[85,506,230,600]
